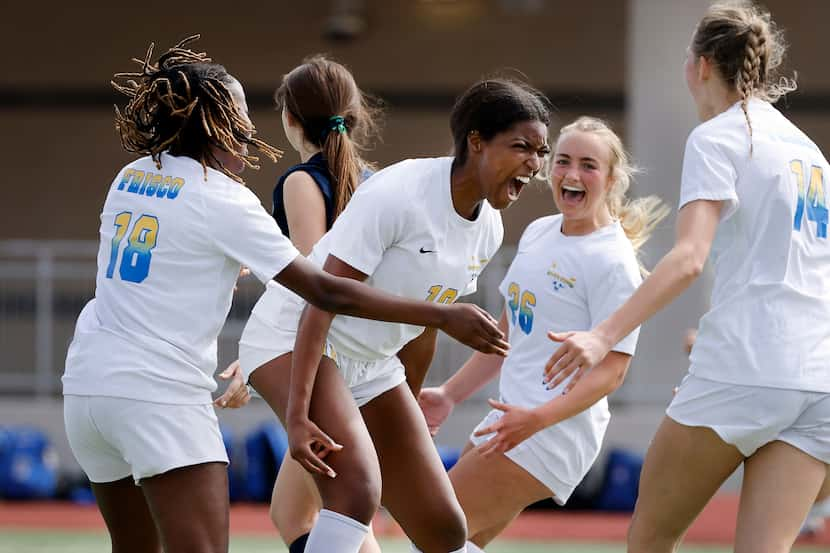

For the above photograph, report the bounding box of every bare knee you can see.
[319,469,381,525]
[627,512,679,553]
[269,498,317,543]
[411,500,468,553]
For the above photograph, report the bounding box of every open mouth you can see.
[508,175,530,201]
[561,183,586,204]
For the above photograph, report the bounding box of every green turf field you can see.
[0,530,827,553]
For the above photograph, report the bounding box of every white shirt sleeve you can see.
[326,181,405,276]
[587,257,642,355]
[205,182,299,283]
[679,127,739,220]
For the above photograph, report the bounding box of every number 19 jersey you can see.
[63,153,299,404]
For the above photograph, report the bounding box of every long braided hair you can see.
[691,1,796,155]
[112,35,282,182]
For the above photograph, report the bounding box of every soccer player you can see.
[545,3,830,551]
[61,38,507,553]
[238,78,551,553]
[260,54,387,553]
[418,116,667,551]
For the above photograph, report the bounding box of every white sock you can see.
[409,543,469,553]
[412,542,472,553]
[305,509,369,553]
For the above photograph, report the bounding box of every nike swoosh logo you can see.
[419,247,437,254]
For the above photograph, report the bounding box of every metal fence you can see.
[0,240,514,398]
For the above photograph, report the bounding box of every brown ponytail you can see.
[275,55,382,217]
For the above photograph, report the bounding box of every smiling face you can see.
[550,129,615,234]
[471,120,550,210]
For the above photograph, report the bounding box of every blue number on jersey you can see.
[507,282,536,335]
[791,159,828,238]
[105,212,160,283]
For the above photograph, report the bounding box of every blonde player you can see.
[239,78,551,553]
[61,38,507,553]
[419,117,667,551]
[545,3,830,552]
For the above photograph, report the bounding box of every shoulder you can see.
[685,105,751,161]
[590,224,641,280]
[518,214,559,250]
[351,157,441,202]
[282,170,326,201]
[278,157,333,197]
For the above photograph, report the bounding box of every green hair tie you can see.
[327,115,347,136]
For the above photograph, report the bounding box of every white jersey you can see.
[63,153,299,404]
[252,157,503,360]
[497,215,642,409]
[681,99,830,393]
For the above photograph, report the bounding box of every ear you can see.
[282,107,298,128]
[697,55,712,82]
[468,131,482,154]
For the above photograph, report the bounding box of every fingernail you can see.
[221,401,227,407]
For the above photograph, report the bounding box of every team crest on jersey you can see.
[547,262,576,291]
[468,256,488,281]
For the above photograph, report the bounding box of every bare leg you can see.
[251,353,381,526]
[627,417,743,553]
[734,441,826,553]
[91,477,161,553]
[270,458,321,544]
[361,384,467,553]
[449,445,550,547]
[141,462,229,553]
[816,467,830,502]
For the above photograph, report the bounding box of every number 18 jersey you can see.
[63,153,299,404]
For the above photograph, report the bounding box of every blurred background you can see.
[0,0,828,507]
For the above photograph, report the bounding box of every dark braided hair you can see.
[112,35,282,182]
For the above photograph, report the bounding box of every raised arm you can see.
[275,255,509,355]
[545,199,722,390]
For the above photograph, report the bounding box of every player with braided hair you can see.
[62,37,507,553]
[544,2,829,552]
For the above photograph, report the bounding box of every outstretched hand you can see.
[214,360,251,409]
[286,416,343,479]
[441,304,509,356]
[417,387,454,436]
[473,398,542,456]
[544,330,612,393]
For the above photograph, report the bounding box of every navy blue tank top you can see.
[272,153,336,237]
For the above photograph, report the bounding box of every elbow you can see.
[674,244,707,282]
[313,274,357,314]
[604,363,630,396]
